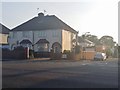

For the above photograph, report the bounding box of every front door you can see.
[52,42,61,53]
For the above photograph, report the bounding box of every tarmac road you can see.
[2,58,118,88]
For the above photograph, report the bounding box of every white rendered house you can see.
[9,13,78,53]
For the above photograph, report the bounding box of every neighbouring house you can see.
[0,23,10,49]
[78,36,95,60]
[9,13,78,53]
[78,36,95,51]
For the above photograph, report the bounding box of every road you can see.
[2,58,118,88]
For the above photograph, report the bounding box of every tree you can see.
[99,35,114,47]
[106,48,112,57]
[85,35,100,45]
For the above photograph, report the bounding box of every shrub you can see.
[106,48,112,57]
[62,50,75,60]
[63,50,71,54]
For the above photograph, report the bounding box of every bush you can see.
[63,50,71,54]
[106,48,112,57]
[29,49,34,58]
[62,50,75,60]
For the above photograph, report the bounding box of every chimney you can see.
[38,12,44,18]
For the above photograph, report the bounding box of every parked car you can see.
[94,52,107,61]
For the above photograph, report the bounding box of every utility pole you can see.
[32,31,34,51]
[82,32,90,60]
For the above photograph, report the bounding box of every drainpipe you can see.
[76,31,79,46]
[32,31,34,51]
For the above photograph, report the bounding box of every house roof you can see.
[20,39,32,44]
[0,23,10,34]
[36,39,49,44]
[12,13,77,33]
[78,37,94,44]
[85,39,94,44]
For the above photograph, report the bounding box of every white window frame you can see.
[38,31,46,37]
[52,31,59,37]
[23,31,28,38]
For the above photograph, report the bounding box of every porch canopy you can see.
[20,39,32,44]
[36,39,49,44]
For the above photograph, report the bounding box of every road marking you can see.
[82,64,86,65]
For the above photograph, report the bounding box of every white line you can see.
[82,64,86,65]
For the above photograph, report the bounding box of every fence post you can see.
[27,47,29,59]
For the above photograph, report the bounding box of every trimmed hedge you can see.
[34,52,50,58]
[2,46,27,60]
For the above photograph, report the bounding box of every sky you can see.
[0,0,119,43]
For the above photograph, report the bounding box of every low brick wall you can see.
[81,51,95,60]
[74,53,81,60]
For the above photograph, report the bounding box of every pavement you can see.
[2,58,118,88]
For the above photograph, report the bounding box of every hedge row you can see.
[2,47,27,60]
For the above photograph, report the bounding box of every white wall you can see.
[62,30,72,52]
[9,31,33,49]
[9,29,62,51]
[62,30,77,52]
[9,29,77,52]
[34,29,62,52]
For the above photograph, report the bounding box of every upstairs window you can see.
[38,31,46,37]
[23,31,28,38]
[52,31,59,37]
